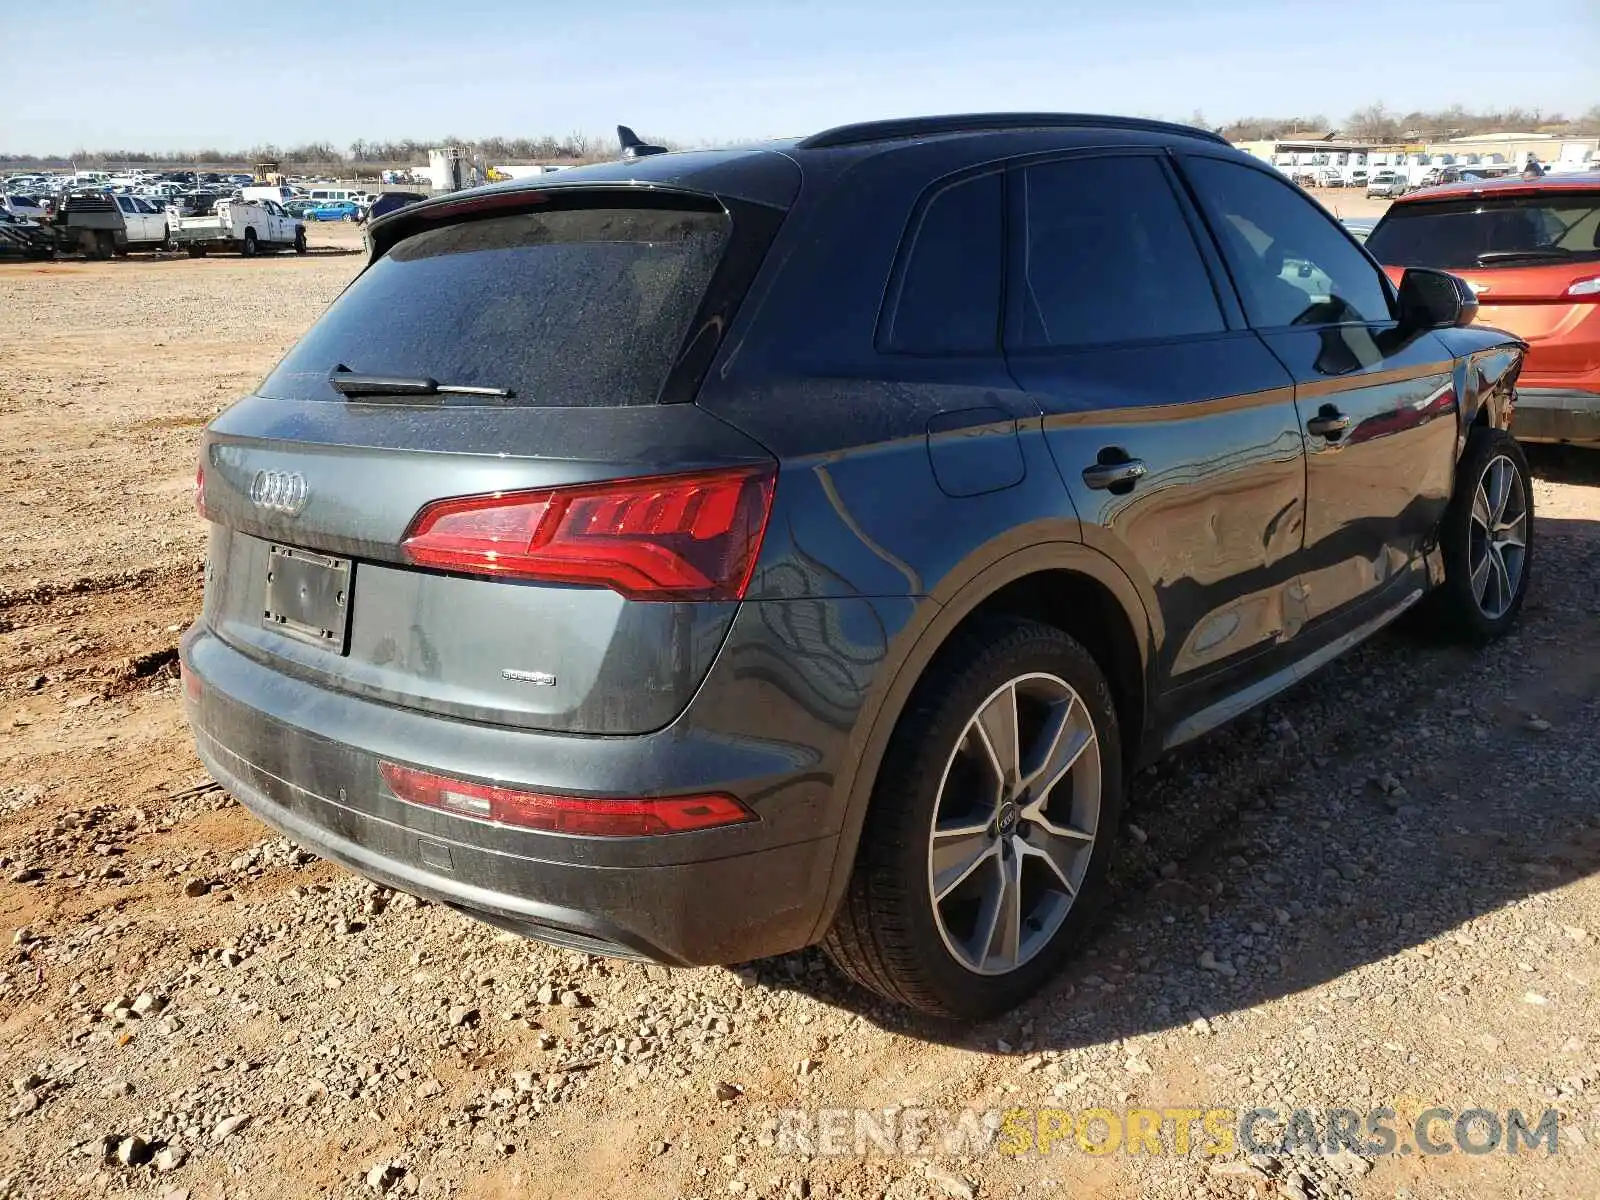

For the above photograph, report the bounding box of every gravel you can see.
[1,247,1597,1200]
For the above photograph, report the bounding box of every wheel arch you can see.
[805,542,1154,944]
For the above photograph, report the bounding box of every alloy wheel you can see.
[1469,454,1528,620]
[927,673,1102,976]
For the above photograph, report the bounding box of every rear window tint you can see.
[261,207,729,407]
[1367,193,1600,269]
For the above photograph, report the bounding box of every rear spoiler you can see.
[363,181,727,262]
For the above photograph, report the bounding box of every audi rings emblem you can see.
[249,469,309,516]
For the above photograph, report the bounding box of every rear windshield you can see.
[261,206,728,407]
[1367,192,1600,269]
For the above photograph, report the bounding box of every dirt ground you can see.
[1,211,1598,1200]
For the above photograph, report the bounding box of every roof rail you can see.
[796,112,1230,150]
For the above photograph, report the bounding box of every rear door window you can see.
[1182,155,1392,328]
[261,204,730,407]
[879,171,1003,354]
[1010,155,1226,349]
[1365,192,1600,269]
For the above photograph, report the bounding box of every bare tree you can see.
[1346,102,1399,142]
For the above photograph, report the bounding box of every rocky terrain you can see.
[1,217,1597,1200]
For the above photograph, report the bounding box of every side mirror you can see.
[1396,268,1478,331]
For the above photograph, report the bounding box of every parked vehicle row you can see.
[0,188,308,260]
[2,171,390,229]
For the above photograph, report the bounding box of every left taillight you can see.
[194,463,208,520]
[399,464,777,602]
[378,762,755,836]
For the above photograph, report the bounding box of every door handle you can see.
[1307,407,1351,439]
[1082,459,1147,490]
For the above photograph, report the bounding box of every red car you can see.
[1366,173,1600,445]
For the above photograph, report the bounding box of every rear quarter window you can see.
[261,205,729,407]
[879,171,1003,354]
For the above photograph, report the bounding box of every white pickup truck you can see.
[170,198,306,257]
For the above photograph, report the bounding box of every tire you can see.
[293,228,307,255]
[241,229,258,257]
[1428,425,1533,642]
[159,225,175,252]
[90,230,114,260]
[186,246,207,258]
[823,616,1123,1018]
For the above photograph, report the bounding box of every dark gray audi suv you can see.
[182,114,1531,1017]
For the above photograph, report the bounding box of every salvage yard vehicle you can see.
[0,209,54,259]
[172,198,306,256]
[1367,171,1600,446]
[52,191,170,257]
[167,191,224,218]
[1367,170,1407,199]
[2,194,49,221]
[304,199,364,222]
[365,191,427,222]
[1340,216,1377,244]
[182,113,1532,1019]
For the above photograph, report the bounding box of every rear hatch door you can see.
[199,183,789,736]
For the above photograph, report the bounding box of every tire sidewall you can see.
[1438,426,1534,640]
[876,621,1123,1016]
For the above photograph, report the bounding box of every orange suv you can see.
[1366,173,1600,445]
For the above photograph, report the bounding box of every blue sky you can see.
[4,0,1596,153]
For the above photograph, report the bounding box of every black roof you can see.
[795,112,1229,149]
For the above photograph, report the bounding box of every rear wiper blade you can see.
[1474,249,1569,265]
[329,367,514,400]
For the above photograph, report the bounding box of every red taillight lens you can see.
[399,465,776,601]
[180,662,202,703]
[378,762,755,836]
[195,464,208,520]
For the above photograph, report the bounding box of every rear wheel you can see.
[293,227,307,255]
[186,246,207,258]
[241,229,258,257]
[823,617,1122,1018]
[1429,426,1533,641]
[159,225,175,252]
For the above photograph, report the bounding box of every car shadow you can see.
[1527,443,1600,487]
[747,510,1600,1052]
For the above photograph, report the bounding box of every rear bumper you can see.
[1513,387,1600,445]
[181,623,847,965]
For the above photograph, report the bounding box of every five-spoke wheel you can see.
[1468,453,1529,621]
[825,617,1122,1018]
[1432,426,1534,641]
[928,673,1101,975]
